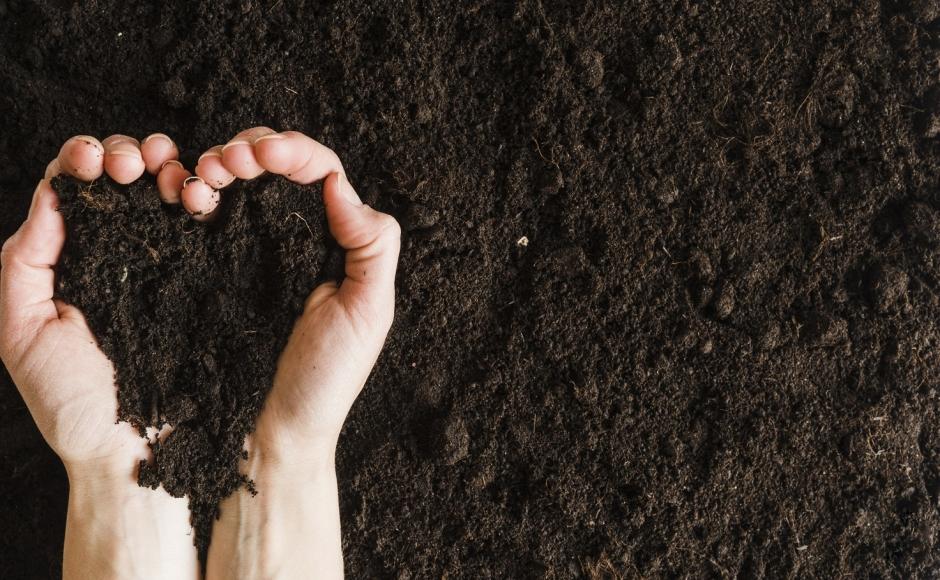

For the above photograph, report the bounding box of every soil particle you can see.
[161,77,189,109]
[911,0,939,23]
[806,313,849,347]
[441,417,470,466]
[711,282,736,319]
[758,322,781,351]
[905,201,940,247]
[403,203,439,231]
[575,48,605,89]
[865,263,909,313]
[819,71,859,129]
[698,338,714,355]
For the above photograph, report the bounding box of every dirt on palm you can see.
[1,0,940,578]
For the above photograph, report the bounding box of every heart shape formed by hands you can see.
[52,172,341,534]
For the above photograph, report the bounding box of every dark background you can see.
[1,0,939,577]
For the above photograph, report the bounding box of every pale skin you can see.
[0,129,400,579]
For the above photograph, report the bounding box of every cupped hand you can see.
[0,134,199,580]
[1,133,187,477]
[190,129,401,580]
[181,128,401,468]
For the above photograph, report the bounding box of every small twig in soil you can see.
[811,224,842,262]
[287,212,314,237]
[532,137,560,171]
[77,180,115,212]
[119,226,161,263]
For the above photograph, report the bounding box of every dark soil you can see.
[52,174,338,560]
[1,0,940,578]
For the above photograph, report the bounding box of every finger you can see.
[195,146,236,189]
[44,158,61,179]
[156,160,191,204]
[253,131,344,184]
[55,135,104,181]
[0,180,66,353]
[181,177,220,222]
[322,173,400,327]
[102,134,146,184]
[221,126,275,179]
[140,133,180,175]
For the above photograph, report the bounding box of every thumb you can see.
[322,173,401,330]
[0,179,66,359]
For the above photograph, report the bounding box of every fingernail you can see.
[339,173,362,206]
[102,134,139,147]
[28,181,44,216]
[161,159,184,170]
[197,150,222,163]
[142,133,174,146]
[254,133,286,143]
[75,136,104,152]
[183,176,204,188]
[221,139,251,152]
[108,148,144,160]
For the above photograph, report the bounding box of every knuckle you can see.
[375,214,402,239]
[1,235,18,267]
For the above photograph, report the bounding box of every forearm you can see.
[64,460,199,580]
[207,454,343,580]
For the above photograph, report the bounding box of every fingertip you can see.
[322,173,376,248]
[221,140,265,180]
[104,142,146,185]
[141,133,180,175]
[181,177,220,221]
[196,147,236,189]
[157,160,190,204]
[252,133,293,174]
[10,179,66,265]
[222,127,276,179]
[57,136,104,182]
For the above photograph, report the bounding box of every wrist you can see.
[64,458,198,580]
[241,431,337,483]
[62,429,154,490]
[64,454,145,492]
[207,440,343,580]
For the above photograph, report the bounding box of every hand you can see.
[0,134,198,580]
[192,129,401,579]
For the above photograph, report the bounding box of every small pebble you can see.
[442,417,469,465]
[758,322,780,351]
[713,283,736,319]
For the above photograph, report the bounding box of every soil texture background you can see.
[1,0,940,578]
